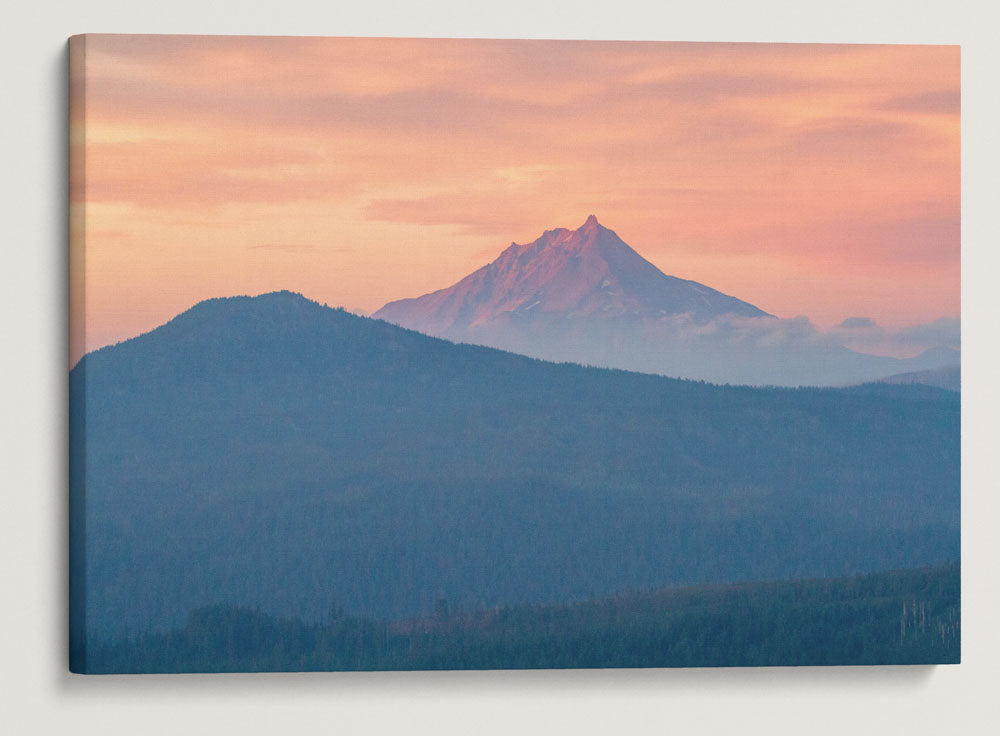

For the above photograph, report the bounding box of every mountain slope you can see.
[879,364,960,392]
[71,291,959,654]
[375,215,770,337]
[374,217,956,386]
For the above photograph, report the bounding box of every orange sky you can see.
[69,35,959,365]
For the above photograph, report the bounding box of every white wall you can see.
[3,1,997,733]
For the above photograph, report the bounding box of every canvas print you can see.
[68,35,960,673]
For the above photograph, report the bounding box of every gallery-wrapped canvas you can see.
[69,34,960,673]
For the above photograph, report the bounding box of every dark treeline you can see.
[83,563,959,673]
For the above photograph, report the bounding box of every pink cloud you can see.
[70,35,960,357]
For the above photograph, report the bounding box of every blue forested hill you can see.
[70,291,959,659]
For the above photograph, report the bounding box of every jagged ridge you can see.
[374,215,770,339]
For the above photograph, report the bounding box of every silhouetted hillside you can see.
[70,291,959,663]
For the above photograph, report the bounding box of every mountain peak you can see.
[374,218,771,339]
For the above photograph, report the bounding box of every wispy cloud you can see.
[72,36,959,361]
[246,244,324,253]
[878,89,961,116]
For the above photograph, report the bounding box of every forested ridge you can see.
[83,564,959,672]
[71,292,959,654]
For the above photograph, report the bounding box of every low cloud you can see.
[658,313,830,349]
[826,315,959,357]
[839,317,877,329]
[658,312,958,358]
[893,317,961,348]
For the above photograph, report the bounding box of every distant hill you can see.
[83,563,959,672]
[879,364,960,392]
[375,217,957,386]
[71,291,959,658]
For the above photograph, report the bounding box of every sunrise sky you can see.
[69,35,959,365]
